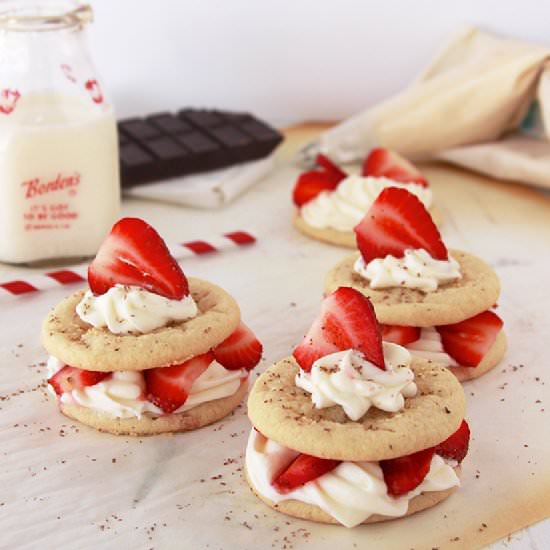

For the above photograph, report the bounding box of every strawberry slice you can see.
[213,321,263,371]
[88,217,189,300]
[144,352,214,413]
[354,187,447,264]
[379,447,435,496]
[381,324,421,346]
[48,366,111,396]
[292,171,340,207]
[272,454,341,494]
[362,147,428,187]
[436,311,503,367]
[293,287,385,372]
[435,420,470,463]
[315,153,347,180]
[292,154,347,207]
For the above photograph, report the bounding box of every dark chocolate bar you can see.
[118,109,283,187]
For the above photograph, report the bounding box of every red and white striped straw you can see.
[0,230,256,298]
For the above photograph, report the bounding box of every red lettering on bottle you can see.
[21,173,81,199]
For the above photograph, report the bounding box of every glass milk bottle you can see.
[0,2,119,263]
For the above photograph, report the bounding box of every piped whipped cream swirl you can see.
[300,175,433,232]
[76,284,198,334]
[246,430,460,528]
[354,249,461,292]
[47,356,246,418]
[404,327,458,368]
[295,343,417,421]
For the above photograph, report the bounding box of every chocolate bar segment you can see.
[119,118,162,142]
[241,120,283,157]
[175,131,219,154]
[207,126,254,164]
[141,137,189,180]
[119,142,156,186]
[118,108,283,187]
[180,108,224,129]
[174,131,221,173]
[147,113,193,135]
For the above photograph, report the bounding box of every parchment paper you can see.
[1,156,549,550]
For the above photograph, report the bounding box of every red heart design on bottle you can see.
[0,89,21,115]
[85,79,103,104]
[61,64,77,83]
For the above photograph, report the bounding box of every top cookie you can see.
[247,356,465,462]
[324,249,500,326]
[42,277,240,372]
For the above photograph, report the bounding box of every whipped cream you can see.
[47,356,247,418]
[295,343,417,421]
[76,284,198,334]
[300,175,433,232]
[246,430,459,528]
[404,327,458,368]
[354,248,461,292]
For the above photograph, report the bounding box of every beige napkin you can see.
[301,26,550,190]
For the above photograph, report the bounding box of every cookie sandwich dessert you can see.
[325,187,505,381]
[246,287,470,528]
[293,148,438,247]
[42,217,262,435]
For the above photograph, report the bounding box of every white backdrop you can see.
[87,0,550,126]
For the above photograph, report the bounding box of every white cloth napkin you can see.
[300,26,550,191]
[124,154,275,208]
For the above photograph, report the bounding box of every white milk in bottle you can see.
[0,94,119,262]
[0,3,120,263]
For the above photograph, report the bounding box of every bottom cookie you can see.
[245,466,459,525]
[451,330,507,382]
[59,380,248,436]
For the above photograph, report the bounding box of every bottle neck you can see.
[0,3,92,32]
[0,24,110,118]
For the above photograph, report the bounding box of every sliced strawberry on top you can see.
[144,352,213,413]
[213,321,263,371]
[272,454,341,494]
[292,154,347,207]
[48,366,111,396]
[293,287,385,372]
[362,147,428,187]
[88,217,189,299]
[292,171,339,207]
[435,420,470,463]
[437,310,503,368]
[381,324,421,346]
[354,187,447,264]
[379,447,435,496]
[315,153,347,180]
